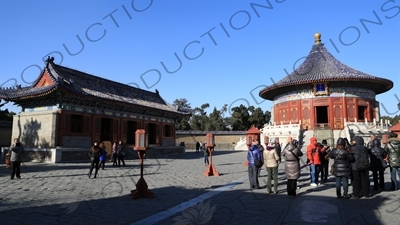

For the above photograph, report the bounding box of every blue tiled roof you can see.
[259,41,393,100]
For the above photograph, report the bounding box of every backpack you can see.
[357,148,370,170]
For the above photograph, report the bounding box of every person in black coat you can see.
[370,138,387,191]
[117,140,126,167]
[350,136,370,198]
[196,141,200,153]
[330,138,354,198]
[203,142,210,166]
[319,139,330,183]
[282,138,303,196]
[275,141,282,163]
[88,141,101,178]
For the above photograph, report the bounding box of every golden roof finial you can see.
[314,33,321,44]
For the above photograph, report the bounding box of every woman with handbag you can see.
[329,138,354,199]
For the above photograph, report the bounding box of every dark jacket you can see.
[282,142,303,179]
[117,144,126,157]
[89,146,101,161]
[275,143,282,163]
[385,137,400,168]
[320,145,330,164]
[247,145,261,165]
[370,139,387,171]
[350,136,370,171]
[330,147,354,177]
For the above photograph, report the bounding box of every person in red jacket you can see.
[307,137,325,186]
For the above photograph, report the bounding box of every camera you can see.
[325,147,332,154]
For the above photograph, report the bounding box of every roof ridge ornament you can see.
[46,56,55,63]
[314,32,321,44]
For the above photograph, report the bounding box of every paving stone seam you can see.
[130,176,248,225]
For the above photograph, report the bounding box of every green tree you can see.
[190,103,209,131]
[219,104,228,118]
[223,116,233,130]
[0,100,14,121]
[208,107,227,131]
[230,104,250,130]
[393,114,400,124]
[264,110,272,124]
[248,107,267,129]
[382,114,400,125]
[226,104,271,131]
[172,98,192,130]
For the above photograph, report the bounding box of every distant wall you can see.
[12,110,58,148]
[176,131,245,150]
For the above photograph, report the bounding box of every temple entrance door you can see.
[101,118,112,142]
[315,106,329,125]
[126,121,138,145]
[358,106,367,121]
[148,123,157,145]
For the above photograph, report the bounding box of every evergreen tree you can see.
[172,98,192,130]
[230,104,250,130]
[190,103,209,131]
[382,114,400,125]
[392,114,400,124]
[226,104,271,131]
[248,107,266,129]
[208,107,227,131]
[0,100,14,121]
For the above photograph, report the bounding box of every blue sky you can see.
[1,0,399,118]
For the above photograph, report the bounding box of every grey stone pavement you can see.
[1,149,399,225]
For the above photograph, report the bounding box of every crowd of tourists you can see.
[87,140,126,179]
[247,131,400,198]
[8,130,400,197]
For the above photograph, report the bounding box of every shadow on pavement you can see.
[1,183,398,225]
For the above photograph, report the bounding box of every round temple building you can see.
[259,33,393,148]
